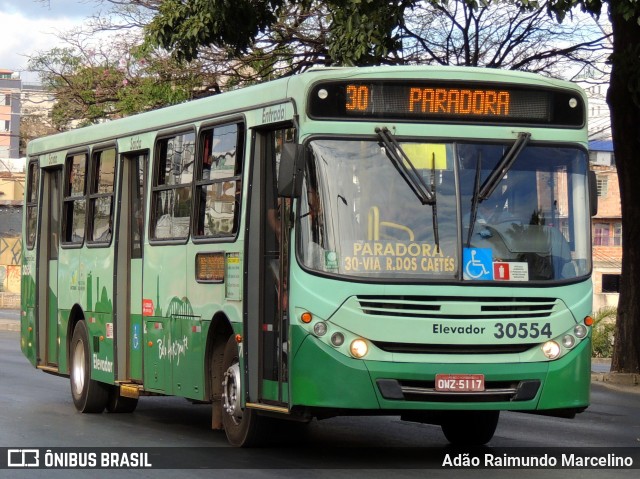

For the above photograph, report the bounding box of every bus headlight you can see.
[331,332,345,347]
[542,340,561,359]
[313,322,328,337]
[574,324,587,339]
[562,334,575,349]
[350,339,368,358]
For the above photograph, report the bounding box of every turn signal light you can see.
[301,312,313,324]
[584,316,594,327]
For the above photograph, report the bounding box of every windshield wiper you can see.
[466,151,483,247]
[375,126,440,249]
[478,131,531,201]
[466,132,531,246]
[376,127,435,205]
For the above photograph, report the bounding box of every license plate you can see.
[435,374,485,392]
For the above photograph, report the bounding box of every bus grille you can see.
[356,295,558,320]
[371,342,533,355]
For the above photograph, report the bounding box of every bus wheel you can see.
[441,411,500,446]
[70,320,108,413]
[106,386,138,413]
[220,336,268,447]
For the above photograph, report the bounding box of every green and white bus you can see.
[21,66,596,446]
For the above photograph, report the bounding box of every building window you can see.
[594,223,610,246]
[596,176,608,197]
[4,94,10,106]
[613,222,622,246]
[2,120,9,132]
[602,274,621,293]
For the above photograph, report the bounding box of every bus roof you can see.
[27,65,584,156]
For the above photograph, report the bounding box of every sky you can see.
[0,0,99,82]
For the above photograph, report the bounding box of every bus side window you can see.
[25,160,40,249]
[194,123,243,238]
[62,153,88,244]
[150,131,195,240]
[88,148,116,243]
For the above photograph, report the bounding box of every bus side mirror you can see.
[588,170,598,217]
[278,143,305,198]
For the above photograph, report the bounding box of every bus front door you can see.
[37,167,62,367]
[245,127,294,411]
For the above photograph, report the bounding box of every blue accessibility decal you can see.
[463,248,493,280]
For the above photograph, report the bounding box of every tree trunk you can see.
[608,8,640,374]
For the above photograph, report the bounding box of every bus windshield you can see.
[298,138,590,282]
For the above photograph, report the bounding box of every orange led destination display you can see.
[309,81,585,127]
[347,85,511,117]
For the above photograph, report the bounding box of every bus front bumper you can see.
[290,333,590,414]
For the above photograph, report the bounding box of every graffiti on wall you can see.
[0,237,21,293]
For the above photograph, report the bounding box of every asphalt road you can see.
[0,329,638,478]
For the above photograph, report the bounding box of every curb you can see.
[591,372,640,392]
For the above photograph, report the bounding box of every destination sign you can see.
[309,81,584,126]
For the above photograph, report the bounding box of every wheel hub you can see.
[71,340,85,397]
[222,361,242,424]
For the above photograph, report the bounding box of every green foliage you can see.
[146,0,287,61]
[591,307,617,358]
[328,0,408,65]
[29,43,217,129]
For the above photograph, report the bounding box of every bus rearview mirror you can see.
[588,170,598,217]
[278,143,305,198]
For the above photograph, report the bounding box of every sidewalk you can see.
[591,358,640,391]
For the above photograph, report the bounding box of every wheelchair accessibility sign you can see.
[463,248,493,280]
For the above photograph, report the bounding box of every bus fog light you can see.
[313,322,327,337]
[331,332,344,347]
[562,335,575,348]
[574,324,587,338]
[542,341,561,359]
[350,339,368,358]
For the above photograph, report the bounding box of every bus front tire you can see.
[220,335,270,447]
[70,320,108,413]
[441,410,500,446]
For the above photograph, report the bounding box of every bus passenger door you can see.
[37,167,62,367]
[246,127,295,410]
[114,152,147,381]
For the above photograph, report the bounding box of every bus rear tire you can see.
[441,410,499,446]
[106,386,138,413]
[70,320,108,413]
[220,335,270,447]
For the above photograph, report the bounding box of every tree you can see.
[29,0,225,129]
[144,0,610,80]
[556,0,640,374]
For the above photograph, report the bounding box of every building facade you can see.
[589,141,621,311]
[0,69,21,159]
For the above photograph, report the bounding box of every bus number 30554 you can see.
[493,322,552,340]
